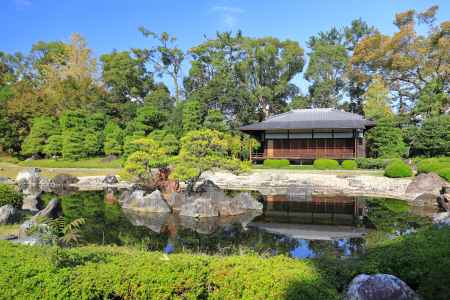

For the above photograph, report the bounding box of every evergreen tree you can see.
[43,135,63,158]
[366,119,407,158]
[409,115,450,157]
[203,109,228,132]
[103,121,123,156]
[182,99,203,133]
[21,117,59,157]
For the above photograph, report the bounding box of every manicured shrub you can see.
[0,242,339,300]
[416,158,450,174]
[341,160,357,170]
[263,159,290,168]
[360,227,450,300]
[313,159,339,170]
[356,158,391,169]
[0,184,22,208]
[384,159,413,178]
[437,167,450,182]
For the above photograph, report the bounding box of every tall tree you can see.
[350,6,449,114]
[100,50,156,120]
[139,28,185,102]
[186,32,304,125]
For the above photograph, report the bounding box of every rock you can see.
[406,173,447,195]
[19,199,60,236]
[12,236,42,246]
[345,274,421,300]
[16,168,42,188]
[121,190,171,213]
[166,192,187,211]
[194,180,222,193]
[51,174,79,186]
[233,192,263,211]
[0,176,14,185]
[432,212,450,226]
[179,196,219,218]
[411,192,437,206]
[103,175,119,185]
[0,204,17,225]
[21,189,42,212]
[215,197,247,216]
[122,209,169,233]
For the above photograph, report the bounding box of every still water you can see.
[47,190,434,259]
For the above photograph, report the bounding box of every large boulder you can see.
[50,174,79,186]
[103,175,119,185]
[19,199,60,236]
[233,192,263,211]
[16,168,42,188]
[0,204,17,225]
[179,196,219,218]
[121,190,171,213]
[0,176,14,185]
[345,274,421,300]
[166,192,187,211]
[406,173,447,195]
[432,212,450,226]
[21,188,42,212]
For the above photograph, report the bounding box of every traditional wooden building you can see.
[240,108,375,162]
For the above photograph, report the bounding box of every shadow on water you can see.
[46,189,437,260]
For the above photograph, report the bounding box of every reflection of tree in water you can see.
[59,191,167,248]
[173,224,298,256]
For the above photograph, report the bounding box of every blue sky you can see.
[2,0,449,93]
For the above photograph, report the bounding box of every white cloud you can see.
[211,5,244,29]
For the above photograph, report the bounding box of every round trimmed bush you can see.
[313,159,340,170]
[0,184,22,208]
[437,168,450,182]
[263,159,290,168]
[341,160,357,170]
[384,159,413,178]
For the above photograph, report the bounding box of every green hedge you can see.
[416,158,450,174]
[384,159,413,178]
[437,168,450,182]
[0,184,22,208]
[313,159,339,170]
[341,160,357,170]
[263,159,290,168]
[355,158,391,169]
[0,242,339,300]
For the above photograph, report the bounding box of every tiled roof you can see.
[240,108,374,131]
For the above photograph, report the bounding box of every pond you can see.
[42,190,435,259]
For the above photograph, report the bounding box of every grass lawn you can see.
[252,164,384,176]
[0,224,20,237]
[0,155,122,179]
[18,157,123,169]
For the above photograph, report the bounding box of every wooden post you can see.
[267,140,274,158]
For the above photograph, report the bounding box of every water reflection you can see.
[48,190,433,259]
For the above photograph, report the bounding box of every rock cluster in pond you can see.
[0,204,17,225]
[345,274,421,300]
[121,190,171,213]
[178,180,263,218]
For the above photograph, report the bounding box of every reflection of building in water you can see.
[261,195,366,226]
